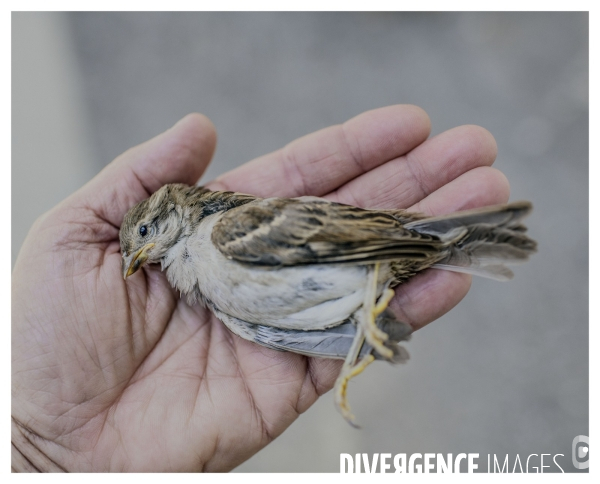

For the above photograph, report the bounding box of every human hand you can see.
[12,105,507,472]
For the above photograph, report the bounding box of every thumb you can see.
[74,113,217,228]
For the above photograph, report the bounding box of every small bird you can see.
[120,184,536,426]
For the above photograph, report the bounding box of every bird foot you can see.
[334,354,375,428]
[333,263,395,426]
[361,264,394,360]
[374,287,395,317]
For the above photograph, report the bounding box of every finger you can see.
[207,105,431,197]
[390,270,472,332]
[389,166,511,330]
[408,166,510,215]
[296,358,344,412]
[75,113,217,227]
[327,125,498,209]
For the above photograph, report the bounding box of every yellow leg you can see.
[374,288,395,317]
[334,353,375,428]
[333,263,395,427]
[361,263,394,360]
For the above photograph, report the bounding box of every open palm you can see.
[12,106,507,472]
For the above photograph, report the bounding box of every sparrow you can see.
[119,183,536,426]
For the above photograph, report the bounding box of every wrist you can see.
[11,417,65,472]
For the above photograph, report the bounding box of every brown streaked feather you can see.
[211,197,451,267]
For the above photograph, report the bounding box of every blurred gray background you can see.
[12,12,588,472]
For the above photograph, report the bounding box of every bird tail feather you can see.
[404,201,537,281]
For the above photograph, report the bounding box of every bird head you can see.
[119,184,192,279]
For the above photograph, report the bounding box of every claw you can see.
[333,262,396,426]
[334,354,375,427]
[361,263,394,360]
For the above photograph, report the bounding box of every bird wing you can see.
[211,197,448,267]
[210,301,411,362]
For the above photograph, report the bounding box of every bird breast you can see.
[163,213,388,330]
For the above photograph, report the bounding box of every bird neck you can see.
[179,188,256,230]
[198,190,256,217]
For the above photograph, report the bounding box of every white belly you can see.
[163,214,388,330]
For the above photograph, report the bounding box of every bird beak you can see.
[122,243,155,279]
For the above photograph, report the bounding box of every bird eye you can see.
[139,225,148,237]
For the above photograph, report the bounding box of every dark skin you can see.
[12,106,508,471]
